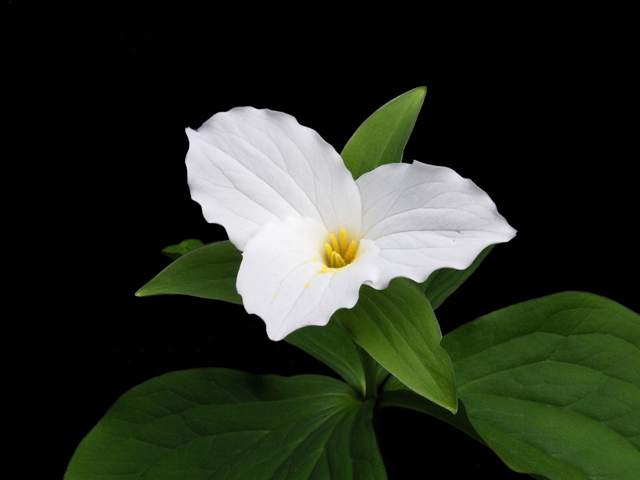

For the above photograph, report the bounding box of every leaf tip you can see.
[408,86,427,102]
[135,286,148,297]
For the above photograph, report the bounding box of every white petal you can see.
[185,107,361,250]
[237,216,379,341]
[357,161,516,289]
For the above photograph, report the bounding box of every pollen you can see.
[324,228,359,269]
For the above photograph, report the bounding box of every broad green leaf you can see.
[285,319,368,396]
[162,238,205,260]
[136,240,242,304]
[341,86,426,180]
[443,292,640,480]
[418,244,494,310]
[334,278,457,413]
[65,369,386,480]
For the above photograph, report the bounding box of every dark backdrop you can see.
[8,3,637,478]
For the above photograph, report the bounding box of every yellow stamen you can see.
[330,233,339,254]
[343,240,358,263]
[322,229,360,270]
[339,229,347,256]
[325,243,333,261]
[331,251,346,268]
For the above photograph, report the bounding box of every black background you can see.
[7,3,637,478]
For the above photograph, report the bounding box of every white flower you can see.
[186,107,516,340]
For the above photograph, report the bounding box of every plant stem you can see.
[357,345,378,401]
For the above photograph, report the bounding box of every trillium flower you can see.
[186,107,516,340]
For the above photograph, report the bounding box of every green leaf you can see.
[65,369,386,480]
[136,240,242,304]
[443,292,640,480]
[341,86,426,180]
[419,244,494,310]
[285,319,368,396]
[161,238,205,260]
[334,278,457,413]
[286,322,391,400]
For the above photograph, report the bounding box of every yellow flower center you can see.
[324,229,359,269]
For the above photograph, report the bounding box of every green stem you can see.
[357,345,378,400]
